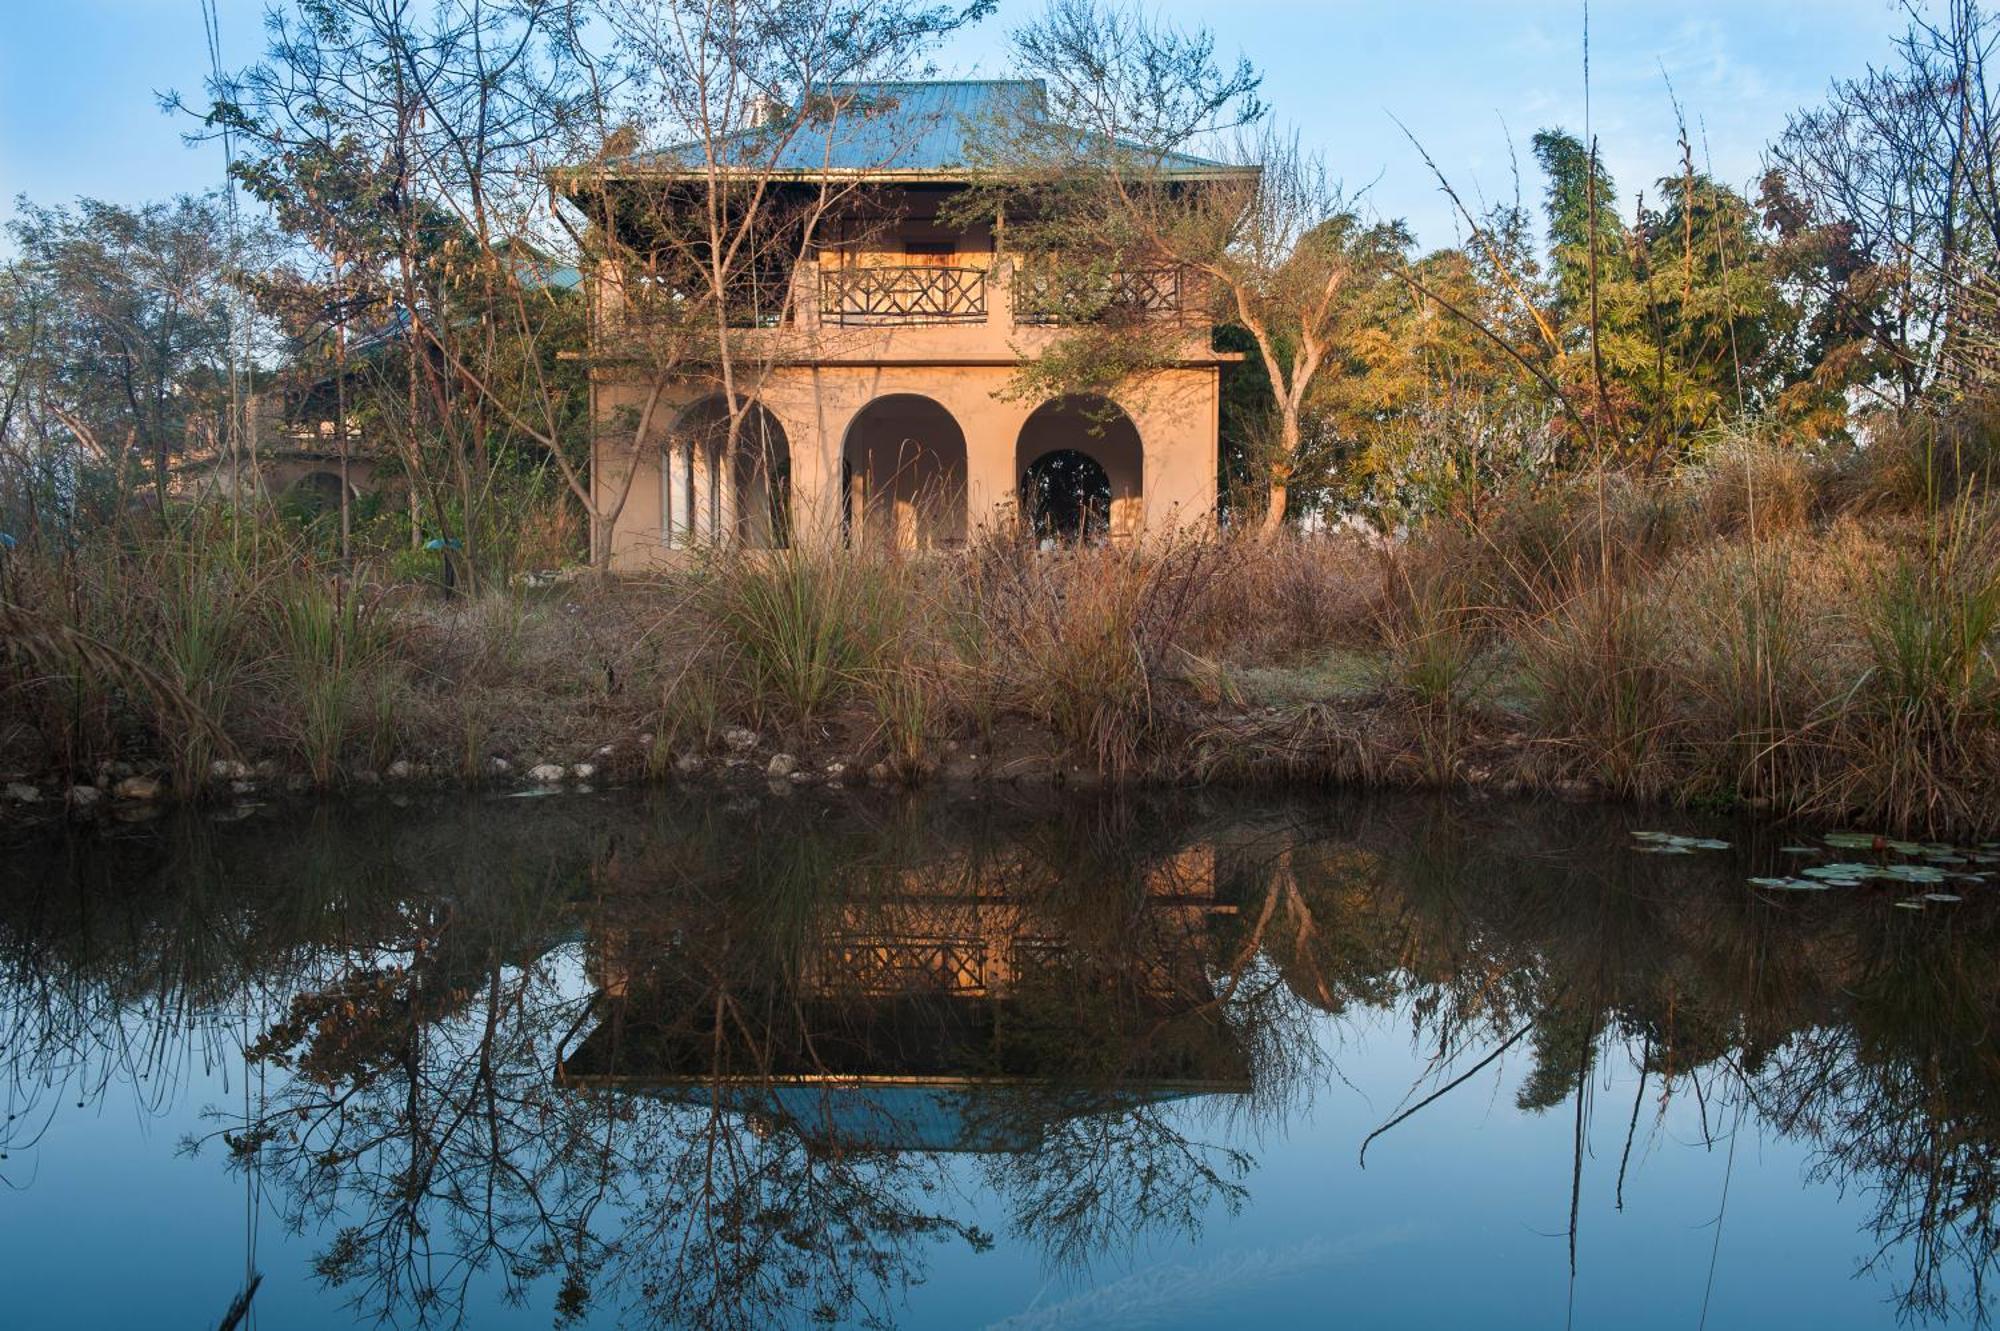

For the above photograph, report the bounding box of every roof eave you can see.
[555,163,1260,192]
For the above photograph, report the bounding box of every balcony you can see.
[588,258,1217,368]
[1013,265,1189,326]
[818,265,988,327]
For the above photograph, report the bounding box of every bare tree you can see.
[983,0,1405,534]
[1773,0,2000,408]
[202,0,603,583]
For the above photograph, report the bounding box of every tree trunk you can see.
[1258,411,1300,538]
[1259,478,1289,538]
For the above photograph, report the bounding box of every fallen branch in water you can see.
[1358,1021,1536,1168]
[216,1273,262,1331]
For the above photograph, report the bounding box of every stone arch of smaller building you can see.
[283,469,350,517]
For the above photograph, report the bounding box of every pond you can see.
[2,787,1995,1329]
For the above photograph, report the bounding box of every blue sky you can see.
[0,0,1908,251]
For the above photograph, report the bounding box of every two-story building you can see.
[565,80,1249,570]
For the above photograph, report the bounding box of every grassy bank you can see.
[4,414,1999,838]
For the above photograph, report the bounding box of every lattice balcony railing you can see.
[819,265,989,326]
[1012,265,1189,325]
[820,937,993,995]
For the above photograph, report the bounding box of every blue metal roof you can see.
[613,79,1232,180]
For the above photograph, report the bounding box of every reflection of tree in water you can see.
[1215,799,2000,1325]
[4,792,2000,1326]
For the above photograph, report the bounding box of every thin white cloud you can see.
[981,1225,1421,1331]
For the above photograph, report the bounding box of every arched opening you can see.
[663,395,791,548]
[1021,450,1112,542]
[283,470,349,520]
[1015,395,1142,543]
[840,394,968,550]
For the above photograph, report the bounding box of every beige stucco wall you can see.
[592,360,1219,570]
[589,256,1225,570]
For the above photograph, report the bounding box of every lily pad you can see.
[1894,900,1926,910]
[1923,893,1964,903]
[1633,832,1731,852]
[1879,864,1949,884]
[1750,877,1830,891]
[1825,831,1886,850]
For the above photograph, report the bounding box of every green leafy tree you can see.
[4,194,258,513]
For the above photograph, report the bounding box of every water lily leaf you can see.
[1805,863,1877,880]
[1750,877,1830,891]
[1633,832,1729,852]
[1923,893,1963,903]
[1894,900,1925,910]
[1637,844,1697,854]
[1825,831,1886,849]
[1779,846,1818,855]
[1879,864,1948,883]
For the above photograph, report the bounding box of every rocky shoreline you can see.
[0,705,1753,833]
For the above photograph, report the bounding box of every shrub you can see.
[1822,502,2000,831]
[1373,555,1487,783]
[973,534,1224,774]
[1517,577,1676,797]
[699,545,906,733]
[1693,438,1815,539]
[1841,397,2000,515]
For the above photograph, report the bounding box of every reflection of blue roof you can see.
[772,1083,1039,1153]
[612,80,1234,180]
[649,1079,1243,1155]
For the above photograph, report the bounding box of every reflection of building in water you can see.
[560,843,1250,1153]
[807,844,1229,1000]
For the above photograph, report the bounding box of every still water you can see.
[2,787,1994,1329]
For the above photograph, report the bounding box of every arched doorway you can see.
[1015,396,1142,542]
[840,394,968,550]
[1021,450,1112,542]
[663,396,790,548]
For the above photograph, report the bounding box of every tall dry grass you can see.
[4,400,1997,838]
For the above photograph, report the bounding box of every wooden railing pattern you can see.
[820,265,989,326]
[822,937,993,995]
[1012,265,1188,325]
